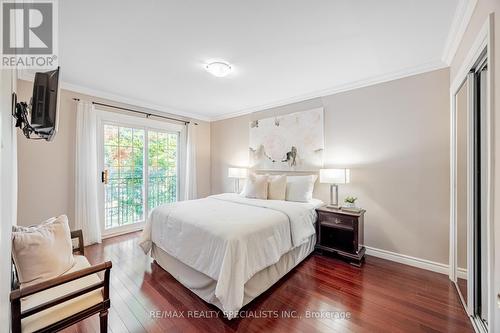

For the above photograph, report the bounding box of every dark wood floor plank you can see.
[63,231,472,333]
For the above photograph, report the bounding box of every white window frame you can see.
[96,109,186,238]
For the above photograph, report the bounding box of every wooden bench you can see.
[10,230,112,333]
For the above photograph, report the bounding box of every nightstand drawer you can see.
[318,212,355,230]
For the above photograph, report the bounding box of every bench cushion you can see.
[20,255,103,333]
[12,215,75,286]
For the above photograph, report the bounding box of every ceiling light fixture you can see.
[205,61,232,77]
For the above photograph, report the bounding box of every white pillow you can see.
[241,173,268,199]
[12,215,75,287]
[285,175,318,202]
[267,175,287,200]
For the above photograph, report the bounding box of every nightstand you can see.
[315,206,366,266]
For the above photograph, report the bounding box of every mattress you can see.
[151,232,316,318]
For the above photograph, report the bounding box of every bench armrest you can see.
[10,261,112,301]
[10,260,112,332]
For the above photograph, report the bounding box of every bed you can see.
[139,193,322,319]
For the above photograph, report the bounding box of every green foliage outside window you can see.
[104,125,177,229]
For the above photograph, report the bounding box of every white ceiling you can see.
[57,0,460,120]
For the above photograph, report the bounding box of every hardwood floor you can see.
[61,232,473,333]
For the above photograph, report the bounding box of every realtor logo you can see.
[1,0,58,68]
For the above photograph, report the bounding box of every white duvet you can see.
[139,193,321,317]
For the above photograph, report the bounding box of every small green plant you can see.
[344,196,357,204]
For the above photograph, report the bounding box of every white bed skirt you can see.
[151,233,316,317]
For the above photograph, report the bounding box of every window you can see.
[148,130,178,211]
[98,112,183,235]
[103,124,145,229]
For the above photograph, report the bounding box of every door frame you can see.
[95,109,185,238]
[449,15,493,332]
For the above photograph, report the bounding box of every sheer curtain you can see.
[75,101,101,245]
[183,122,197,200]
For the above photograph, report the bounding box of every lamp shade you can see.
[319,168,350,184]
[228,167,248,179]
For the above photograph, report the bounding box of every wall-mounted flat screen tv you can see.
[30,67,60,141]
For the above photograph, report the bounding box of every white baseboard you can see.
[365,246,449,275]
[102,226,144,240]
[457,267,468,280]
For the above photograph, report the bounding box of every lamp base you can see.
[329,184,339,208]
[234,178,240,193]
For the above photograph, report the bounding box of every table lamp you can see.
[319,168,350,208]
[228,167,248,193]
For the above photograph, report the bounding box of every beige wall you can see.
[211,68,450,264]
[16,79,211,228]
[17,79,76,227]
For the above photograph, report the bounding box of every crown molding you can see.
[17,59,448,123]
[441,0,478,65]
[16,70,211,122]
[210,60,447,122]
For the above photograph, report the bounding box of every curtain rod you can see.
[72,98,198,125]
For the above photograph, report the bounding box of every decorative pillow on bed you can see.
[285,175,318,202]
[267,175,287,200]
[11,215,75,286]
[241,173,268,199]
